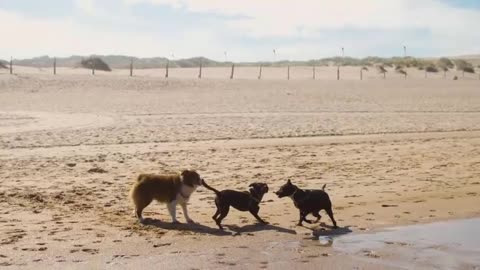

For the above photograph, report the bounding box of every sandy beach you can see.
[1,66,479,269]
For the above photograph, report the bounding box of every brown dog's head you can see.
[249,182,269,199]
[180,170,203,187]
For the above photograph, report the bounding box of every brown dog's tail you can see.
[322,184,326,191]
[202,179,221,196]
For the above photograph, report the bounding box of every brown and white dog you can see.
[130,170,203,224]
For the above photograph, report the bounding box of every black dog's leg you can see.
[303,215,314,224]
[312,211,322,223]
[297,211,303,226]
[249,205,268,224]
[212,207,220,221]
[325,207,338,228]
[215,206,230,230]
[298,211,310,226]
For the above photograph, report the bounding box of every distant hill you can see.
[9,55,480,69]
[11,55,225,69]
[0,59,8,69]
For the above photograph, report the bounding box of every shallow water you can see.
[333,218,480,270]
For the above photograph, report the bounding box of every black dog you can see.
[275,179,337,228]
[202,180,269,230]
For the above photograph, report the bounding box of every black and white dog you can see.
[202,180,269,230]
[275,179,337,228]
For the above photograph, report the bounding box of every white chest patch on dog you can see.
[176,184,197,204]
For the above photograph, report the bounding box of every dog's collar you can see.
[289,187,300,198]
[249,188,263,203]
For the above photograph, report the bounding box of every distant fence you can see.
[2,57,480,81]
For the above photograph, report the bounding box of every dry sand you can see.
[0,66,479,269]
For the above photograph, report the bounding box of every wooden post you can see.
[9,57,12,75]
[360,68,363,80]
[313,65,315,80]
[165,60,169,78]
[230,64,234,79]
[287,65,290,80]
[337,66,340,80]
[198,61,202,79]
[53,57,56,75]
[130,58,133,77]
[258,64,262,79]
[92,63,95,75]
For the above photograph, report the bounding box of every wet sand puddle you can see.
[333,218,480,269]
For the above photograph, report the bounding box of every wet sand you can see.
[334,218,480,269]
[0,67,479,268]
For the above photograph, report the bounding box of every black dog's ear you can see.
[249,183,255,187]
[287,179,292,184]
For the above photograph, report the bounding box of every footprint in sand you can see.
[81,248,99,255]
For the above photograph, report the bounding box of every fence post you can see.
[258,64,262,79]
[9,57,13,74]
[360,68,363,80]
[130,58,133,77]
[92,63,95,75]
[337,66,340,80]
[287,65,290,80]
[53,57,56,75]
[313,65,315,80]
[198,61,202,79]
[165,60,169,78]
[230,64,234,79]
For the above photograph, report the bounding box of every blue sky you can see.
[0,0,479,61]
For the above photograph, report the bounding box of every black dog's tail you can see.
[202,179,221,196]
[322,184,326,191]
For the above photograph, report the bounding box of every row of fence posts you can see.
[4,57,480,80]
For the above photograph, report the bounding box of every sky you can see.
[0,0,479,61]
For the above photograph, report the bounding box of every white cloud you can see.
[74,0,98,16]
[0,9,225,60]
[124,0,480,38]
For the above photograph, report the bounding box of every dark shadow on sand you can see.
[309,223,353,237]
[224,223,297,235]
[141,218,231,236]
